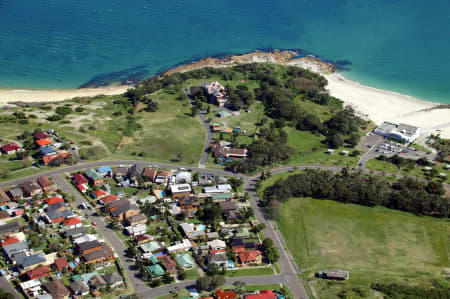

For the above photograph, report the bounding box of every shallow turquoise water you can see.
[0,0,449,103]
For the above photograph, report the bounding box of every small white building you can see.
[74,234,98,245]
[167,239,192,253]
[204,184,232,194]
[175,172,192,183]
[125,224,147,237]
[207,239,226,250]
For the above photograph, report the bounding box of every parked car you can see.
[92,221,97,226]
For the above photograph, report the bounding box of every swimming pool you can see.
[196,225,206,231]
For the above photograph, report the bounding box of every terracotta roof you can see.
[26,265,50,278]
[83,245,114,262]
[1,236,19,246]
[216,290,237,299]
[135,234,152,243]
[36,139,52,147]
[0,189,10,204]
[37,176,52,188]
[45,196,64,205]
[102,194,118,203]
[238,250,262,263]
[54,257,68,270]
[93,190,106,197]
[0,210,10,219]
[64,217,81,226]
[245,290,277,299]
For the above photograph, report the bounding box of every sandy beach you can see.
[0,85,130,106]
[323,73,450,138]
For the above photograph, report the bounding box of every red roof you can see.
[34,132,49,140]
[1,236,19,246]
[245,290,277,299]
[1,143,20,152]
[216,290,237,299]
[36,139,52,147]
[102,194,118,203]
[54,257,69,270]
[135,234,152,242]
[210,249,226,254]
[37,176,52,188]
[77,184,87,191]
[45,196,64,205]
[232,247,246,254]
[238,250,262,263]
[64,217,82,226]
[73,173,88,185]
[26,265,50,279]
[93,190,106,197]
[42,152,69,165]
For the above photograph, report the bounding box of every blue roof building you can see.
[40,146,56,155]
[98,166,112,176]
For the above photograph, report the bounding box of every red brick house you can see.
[178,196,200,213]
[64,217,82,229]
[142,168,157,182]
[238,250,262,265]
[37,176,55,194]
[26,265,50,280]
[42,152,70,166]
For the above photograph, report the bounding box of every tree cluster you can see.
[263,169,449,218]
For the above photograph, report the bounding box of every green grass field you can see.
[225,266,274,277]
[278,197,450,298]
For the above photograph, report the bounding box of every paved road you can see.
[0,276,21,299]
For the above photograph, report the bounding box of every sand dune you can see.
[0,85,130,105]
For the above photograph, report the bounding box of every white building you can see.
[125,224,147,236]
[167,239,192,253]
[204,184,232,194]
[74,234,98,245]
[373,122,421,143]
[207,239,226,250]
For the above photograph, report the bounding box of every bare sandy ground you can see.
[0,85,130,105]
[324,73,450,138]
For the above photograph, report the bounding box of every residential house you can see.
[142,168,157,182]
[166,239,192,254]
[206,232,220,240]
[207,253,228,268]
[234,227,251,238]
[178,196,200,214]
[155,170,170,184]
[212,192,234,203]
[20,279,42,298]
[3,240,29,263]
[1,143,21,155]
[175,172,192,183]
[175,253,196,269]
[64,227,86,239]
[26,265,50,280]
[125,213,148,226]
[0,210,10,221]
[64,217,82,229]
[0,189,11,206]
[100,194,118,205]
[114,167,129,180]
[97,166,113,177]
[44,280,70,299]
[207,239,226,250]
[170,184,191,199]
[140,241,162,254]
[84,169,104,186]
[74,234,98,245]
[18,253,47,273]
[0,221,21,238]
[202,81,227,107]
[1,236,20,246]
[34,132,49,140]
[45,202,73,224]
[7,187,23,200]
[72,173,88,192]
[135,234,153,245]
[89,274,107,290]
[42,152,69,166]
[146,264,165,278]
[23,181,42,197]
[238,250,262,265]
[38,176,55,194]
[214,146,247,159]
[54,257,68,271]
[125,223,147,237]
[204,184,232,193]
[102,272,123,287]
[70,281,89,298]
[82,245,114,265]
[128,164,144,182]
[77,240,103,255]
[111,201,140,222]
[180,223,205,239]
[158,255,178,276]
[245,290,277,299]
[219,201,240,221]
[105,199,129,213]
[40,146,57,156]
[45,196,64,205]
[216,290,237,299]
[92,190,107,200]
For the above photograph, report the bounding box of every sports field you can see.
[278,197,450,298]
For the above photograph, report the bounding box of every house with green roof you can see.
[175,253,196,269]
[211,192,234,203]
[140,241,162,253]
[83,169,104,186]
[235,227,250,238]
[149,255,158,265]
[72,271,99,284]
[146,264,165,278]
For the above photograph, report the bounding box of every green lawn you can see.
[225,266,274,277]
[278,197,450,298]
[183,268,201,280]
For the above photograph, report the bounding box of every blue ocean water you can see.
[0,0,449,103]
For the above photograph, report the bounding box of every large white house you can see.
[373,122,420,143]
